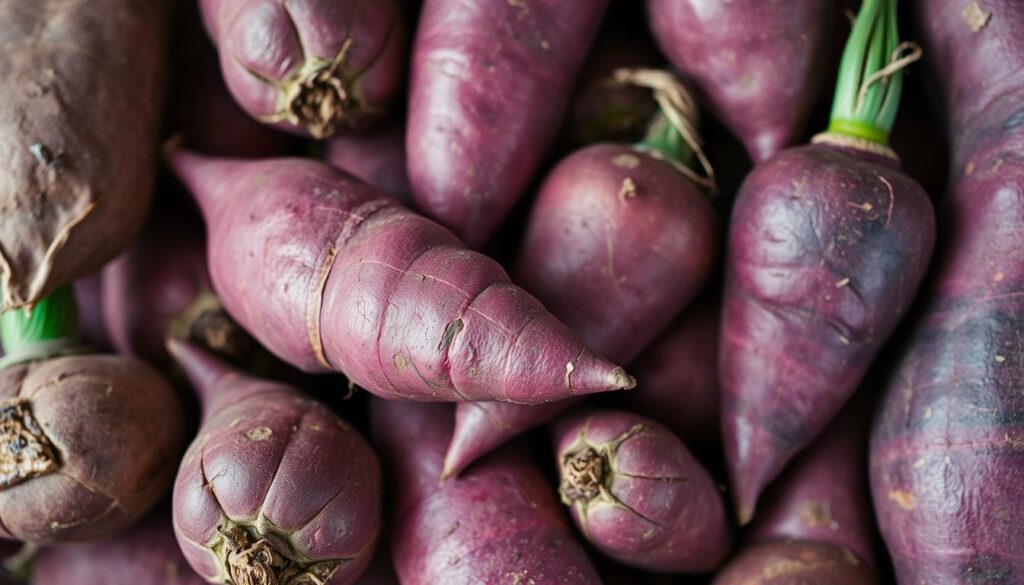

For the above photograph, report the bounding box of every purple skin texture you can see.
[721,141,936,524]
[34,510,206,585]
[169,150,633,404]
[102,219,253,372]
[712,541,877,585]
[169,0,296,158]
[444,143,716,476]
[620,296,721,450]
[646,0,835,164]
[406,0,609,248]
[752,399,875,566]
[200,0,405,139]
[169,340,381,585]
[325,117,412,206]
[554,409,732,572]
[869,3,1024,582]
[0,356,184,544]
[371,400,601,585]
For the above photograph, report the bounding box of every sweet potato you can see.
[34,509,205,585]
[169,150,633,403]
[646,0,835,163]
[371,400,600,584]
[0,287,184,543]
[554,409,731,572]
[713,542,876,585]
[870,1,1024,581]
[200,0,405,138]
[325,117,412,206]
[0,0,170,310]
[170,340,381,585]
[444,71,716,477]
[721,0,935,522]
[406,0,609,247]
[102,216,255,372]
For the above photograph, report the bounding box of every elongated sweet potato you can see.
[406,0,609,247]
[555,409,731,572]
[0,0,170,311]
[34,509,205,585]
[169,151,633,403]
[721,0,935,522]
[200,0,404,138]
[870,2,1024,581]
[170,340,381,585]
[646,0,835,163]
[371,400,600,584]
[444,71,715,477]
[326,117,411,206]
[0,288,184,544]
[713,541,876,585]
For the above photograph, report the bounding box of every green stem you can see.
[636,111,693,167]
[828,0,905,145]
[0,285,80,361]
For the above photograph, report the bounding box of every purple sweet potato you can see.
[102,217,255,372]
[170,340,381,585]
[34,509,205,585]
[646,0,835,163]
[371,400,600,584]
[406,0,609,247]
[0,0,170,310]
[870,2,1024,581]
[620,296,721,450]
[0,289,184,544]
[169,150,633,403]
[169,0,296,158]
[200,0,405,139]
[720,0,936,522]
[325,117,411,206]
[444,71,716,477]
[554,409,731,572]
[712,541,876,585]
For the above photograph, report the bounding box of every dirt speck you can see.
[961,1,992,32]
[245,427,273,441]
[888,489,918,511]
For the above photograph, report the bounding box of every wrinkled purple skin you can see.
[406,0,609,248]
[554,409,732,572]
[34,510,205,585]
[169,0,295,158]
[73,272,112,352]
[870,3,1024,582]
[646,0,835,163]
[169,151,632,403]
[445,144,716,476]
[752,399,875,565]
[722,142,936,523]
[712,541,877,585]
[325,117,412,206]
[371,400,600,584]
[620,296,721,450]
[200,0,405,138]
[170,340,381,585]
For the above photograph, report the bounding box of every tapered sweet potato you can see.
[444,71,716,477]
[102,216,255,372]
[34,509,205,585]
[721,0,935,522]
[406,0,609,247]
[170,340,381,585]
[646,0,835,163]
[870,2,1024,581]
[200,0,405,138]
[0,0,170,310]
[371,400,600,584]
[0,288,184,544]
[325,117,411,206]
[555,409,731,572]
[169,151,633,403]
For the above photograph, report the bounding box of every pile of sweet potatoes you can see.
[4,1,1021,584]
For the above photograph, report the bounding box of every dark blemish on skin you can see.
[1004,110,1024,132]
[438,319,464,351]
[28,144,64,169]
